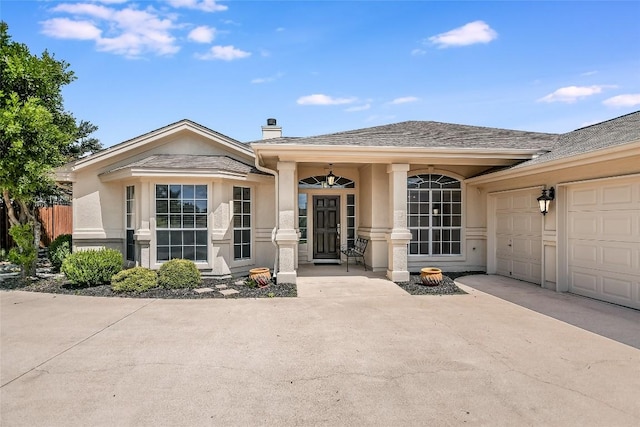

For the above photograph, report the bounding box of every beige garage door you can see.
[567,177,640,309]
[495,189,542,284]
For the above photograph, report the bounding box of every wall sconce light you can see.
[537,187,555,215]
[326,164,336,187]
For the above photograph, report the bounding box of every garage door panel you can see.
[602,276,634,301]
[494,189,542,285]
[602,184,633,205]
[496,214,512,234]
[512,260,541,282]
[602,213,634,237]
[601,245,634,269]
[570,240,638,275]
[512,193,535,210]
[512,237,541,260]
[496,258,510,277]
[569,241,598,266]
[567,177,640,309]
[569,213,598,237]
[570,270,598,293]
[569,188,598,209]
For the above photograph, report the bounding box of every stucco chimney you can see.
[261,118,282,139]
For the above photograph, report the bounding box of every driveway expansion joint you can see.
[0,298,159,388]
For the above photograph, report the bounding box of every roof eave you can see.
[465,139,640,185]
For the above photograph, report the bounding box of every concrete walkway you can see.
[2,275,639,426]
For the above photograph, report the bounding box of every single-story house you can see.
[57,111,640,309]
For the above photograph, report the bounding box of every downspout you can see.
[253,152,279,281]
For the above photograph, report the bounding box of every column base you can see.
[387,269,410,282]
[276,271,297,285]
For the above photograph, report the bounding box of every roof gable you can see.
[71,119,253,171]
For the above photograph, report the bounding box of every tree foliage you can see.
[0,21,101,274]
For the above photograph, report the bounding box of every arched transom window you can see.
[298,175,355,189]
[407,174,462,255]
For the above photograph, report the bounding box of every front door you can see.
[313,196,340,259]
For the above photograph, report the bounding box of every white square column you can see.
[275,161,298,284]
[386,164,412,282]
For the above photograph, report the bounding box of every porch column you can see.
[210,180,232,276]
[386,164,412,282]
[134,181,151,268]
[275,161,298,284]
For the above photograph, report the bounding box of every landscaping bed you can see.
[1,258,479,299]
[395,272,485,295]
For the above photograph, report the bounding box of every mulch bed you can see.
[0,258,481,299]
[0,273,296,299]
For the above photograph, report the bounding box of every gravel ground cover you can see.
[396,272,485,295]
[1,259,479,299]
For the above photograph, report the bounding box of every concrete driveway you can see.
[2,276,639,426]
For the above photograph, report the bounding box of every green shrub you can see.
[8,223,37,276]
[61,248,123,286]
[48,234,72,271]
[111,267,157,293]
[157,259,201,289]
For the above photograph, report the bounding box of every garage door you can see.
[495,189,542,284]
[567,177,640,309]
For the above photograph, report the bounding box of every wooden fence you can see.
[37,204,73,246]
[0,203,72,250]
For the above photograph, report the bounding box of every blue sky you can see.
[2,0,639,147]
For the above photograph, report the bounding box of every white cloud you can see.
[389,96,419,105]
[411,48,426,56]
[345,104,371,112]
[538,85,611,103]
[428,20,497,48]
[41,18,102,40]
[603,93,640,108]
[581,70,598,77]
[196,45,251,60]
[52,3,114,19]
[166,0,228,12]
[297,94,357,106]
[251,72,283,84]
[42,3,181,57]
[188,26,216,43]
[276,27,285,32]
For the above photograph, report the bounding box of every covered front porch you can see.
[251,119,548,285]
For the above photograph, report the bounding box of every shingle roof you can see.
[103,154,263,175]
[513,111,640,168]
[250,120,559,150]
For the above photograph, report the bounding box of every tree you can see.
[0,21,101,275]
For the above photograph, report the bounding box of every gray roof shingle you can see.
[249,120,559,150]
[103,154,262,175]
[513,111,640,168]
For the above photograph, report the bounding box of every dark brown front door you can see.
[313,196,340,259]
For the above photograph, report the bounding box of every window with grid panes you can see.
[346,194,356,248]
[155,184,208,262]
[126,186,135,262]
[298,194,308,244]
[233,187,251,260]
[407,174,462,255]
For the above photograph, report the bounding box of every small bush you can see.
[111,267,157,293]
[157,259,201,289]
[48,234,72,271]
[61,248,123,286]
[8,223,37,276]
